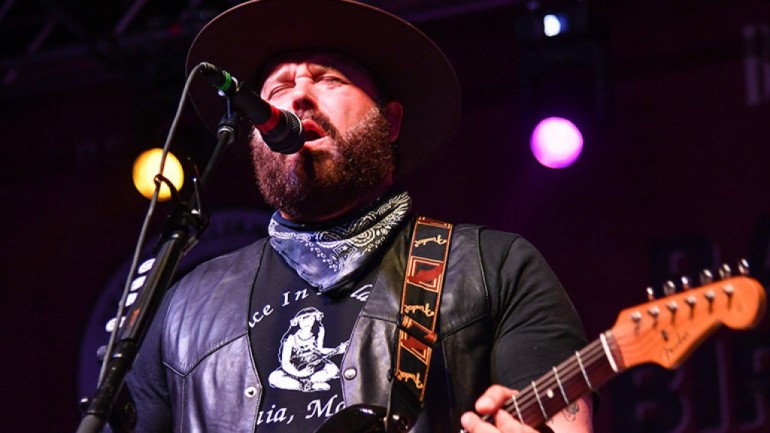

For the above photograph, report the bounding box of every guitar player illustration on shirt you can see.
[268,307,350,392]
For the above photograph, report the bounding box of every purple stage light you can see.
[530,117,583,169]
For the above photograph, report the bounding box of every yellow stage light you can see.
[132,148,185,201]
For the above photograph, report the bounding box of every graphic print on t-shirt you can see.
[249,246,373,432]
[268,307,349,392]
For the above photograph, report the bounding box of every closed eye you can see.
[317,75,348,86]
[266,84,292,100]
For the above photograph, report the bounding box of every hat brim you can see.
[186,0,461,179]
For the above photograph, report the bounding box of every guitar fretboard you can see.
[502,332,620,426]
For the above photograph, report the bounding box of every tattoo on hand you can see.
[562,402,579,422]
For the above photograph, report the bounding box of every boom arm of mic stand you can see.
[76,115,238,433]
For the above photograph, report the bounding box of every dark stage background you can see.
[1,1,769,432]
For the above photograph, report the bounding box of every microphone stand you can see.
[76,114,239,433]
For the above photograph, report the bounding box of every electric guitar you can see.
[315,273,767,433]
[293,345,347,377]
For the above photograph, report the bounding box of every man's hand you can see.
[460,385,593,433]
[460,385,541,433]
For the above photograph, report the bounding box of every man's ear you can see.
[383,101,404,142]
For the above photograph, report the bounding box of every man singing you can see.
[121,1,594,432]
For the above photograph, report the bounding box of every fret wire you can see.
[531,380,548,420]
[502,338,613,422]
[537,341,604,395]
[576,348,593,390]
[512,392,523,422]
[566,343,605,380]
[513,342,605,412]
[552,366,569,405]
[549,341,604,383]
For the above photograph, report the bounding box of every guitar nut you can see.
[343,368,357,380]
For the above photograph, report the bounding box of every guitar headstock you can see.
[610,270,766,371]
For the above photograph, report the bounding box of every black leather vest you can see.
[161,223,494,433]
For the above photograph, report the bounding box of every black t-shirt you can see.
[248,246,374,432]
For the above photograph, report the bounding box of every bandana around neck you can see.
[268,190,412,293]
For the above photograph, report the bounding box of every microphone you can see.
[198,62,304,154]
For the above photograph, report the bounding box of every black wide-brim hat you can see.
[186,0,461,179]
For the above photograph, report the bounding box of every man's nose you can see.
[290,79,318,112]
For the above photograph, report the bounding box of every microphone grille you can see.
[269,110,304,154]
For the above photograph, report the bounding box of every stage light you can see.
[543,14,565,37]
[530,117,583,169]
[132,148,185,201]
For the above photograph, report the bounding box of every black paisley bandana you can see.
[268,190,411,293]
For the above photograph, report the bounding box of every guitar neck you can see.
[504,332,621,427]
[320,275,765,433]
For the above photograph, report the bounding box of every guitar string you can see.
[501,286,721,425]
[530,340,606,399]
[502,341,605,423]
[527,341,605,394]
[480,339,607,426]
[500,339,608,424]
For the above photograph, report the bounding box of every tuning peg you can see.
[699,269,714,285]
[648,305,661,321]
[738,259,750,276]
[681,276,691,290]
[667,300,679,316]
[663,280,676,296]
[719,264,732,279]
[646,287,655,301]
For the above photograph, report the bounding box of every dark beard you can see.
[250,107,395,221]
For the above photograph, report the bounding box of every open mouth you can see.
[303,129,323,142]
[301,120,327,143]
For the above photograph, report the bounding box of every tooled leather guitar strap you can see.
[387,216,453,433]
